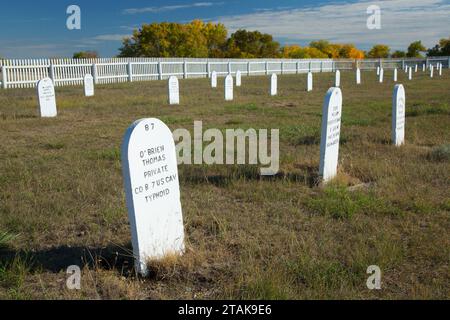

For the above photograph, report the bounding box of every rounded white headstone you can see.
[307,72,313,92]
[392,84,406,146]
[236,70,242,87]
[335,70,341,87]
[84,74,94,97]
[37,78,57,118]
[319,87,343,182]
[225,74,234,101]
[211,71,217,88]
[270,73,277,96]
[121,118,185,275]
[168,76,180,105]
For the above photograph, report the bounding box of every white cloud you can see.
[214,0,450,50]
[123,2,222,14]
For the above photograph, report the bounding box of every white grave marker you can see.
[379,68,384,83]
[319,87,343,182]
[415,65,418,73]
[408,67,412,80]
[377,67,380,75]
[121,118,185,275]
[439,63,442,76]
[423,64,426,72]
[307,72,313,92]
[84,74,94,97]
[211,71,217,88]
[236,70,242,87]
[270,73,277,96]
[225,74,234,101]
[430,65,434,78]
[168,76,180,105]
[37,78,57,118]
[335,70,341,87]
[356,68,361,84]
[392,85,406,146]
[394,68,398,82]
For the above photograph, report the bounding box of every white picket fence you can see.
[0,57,448,89]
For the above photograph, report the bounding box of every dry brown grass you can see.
[0,69,449,299]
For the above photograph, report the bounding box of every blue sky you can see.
[1,0,449,58]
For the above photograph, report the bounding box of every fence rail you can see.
[1,57,449,89]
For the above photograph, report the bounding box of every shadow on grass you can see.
[180,164,320,188]
[0,243,136,277]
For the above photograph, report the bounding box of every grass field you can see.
[0,69,449,300]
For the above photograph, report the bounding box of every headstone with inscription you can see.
[211,71,217,88]
[37,78,57,118]
[319,87,343,182]
[356,68,361,84]
[335,70,341,87]
[225,74,233,101]
[168,76,180,105]
[392,84,406,146]
[84,74,94,97]
[236,70,242,87]
[270,73,277,96]
[307,72,313,92]
[121,118,185,276]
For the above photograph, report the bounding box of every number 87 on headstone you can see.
[121,118,185,276]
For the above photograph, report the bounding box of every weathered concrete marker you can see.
[121,118,185,276]
[319,87,343,182]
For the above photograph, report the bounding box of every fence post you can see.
[207,61,211,78]
[92,64,98,84]
[228,61,232,75]
[265,61,269,75]
[49,64,55,85]
[158,61,163,80]
[1,66,7,89]
[127,62,133,82]
[183,61,188,79]
[247,61,251,75]
[426,58,429,69]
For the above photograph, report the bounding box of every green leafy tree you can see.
[391,50,406,58]
[225,29,280,58]
[407,41,426,58]
[427,37,450,56]
[367,44,390,58]
[73,51,99,59]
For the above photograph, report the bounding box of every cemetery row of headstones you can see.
[121,81,408,275]
[37,63,443,117]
